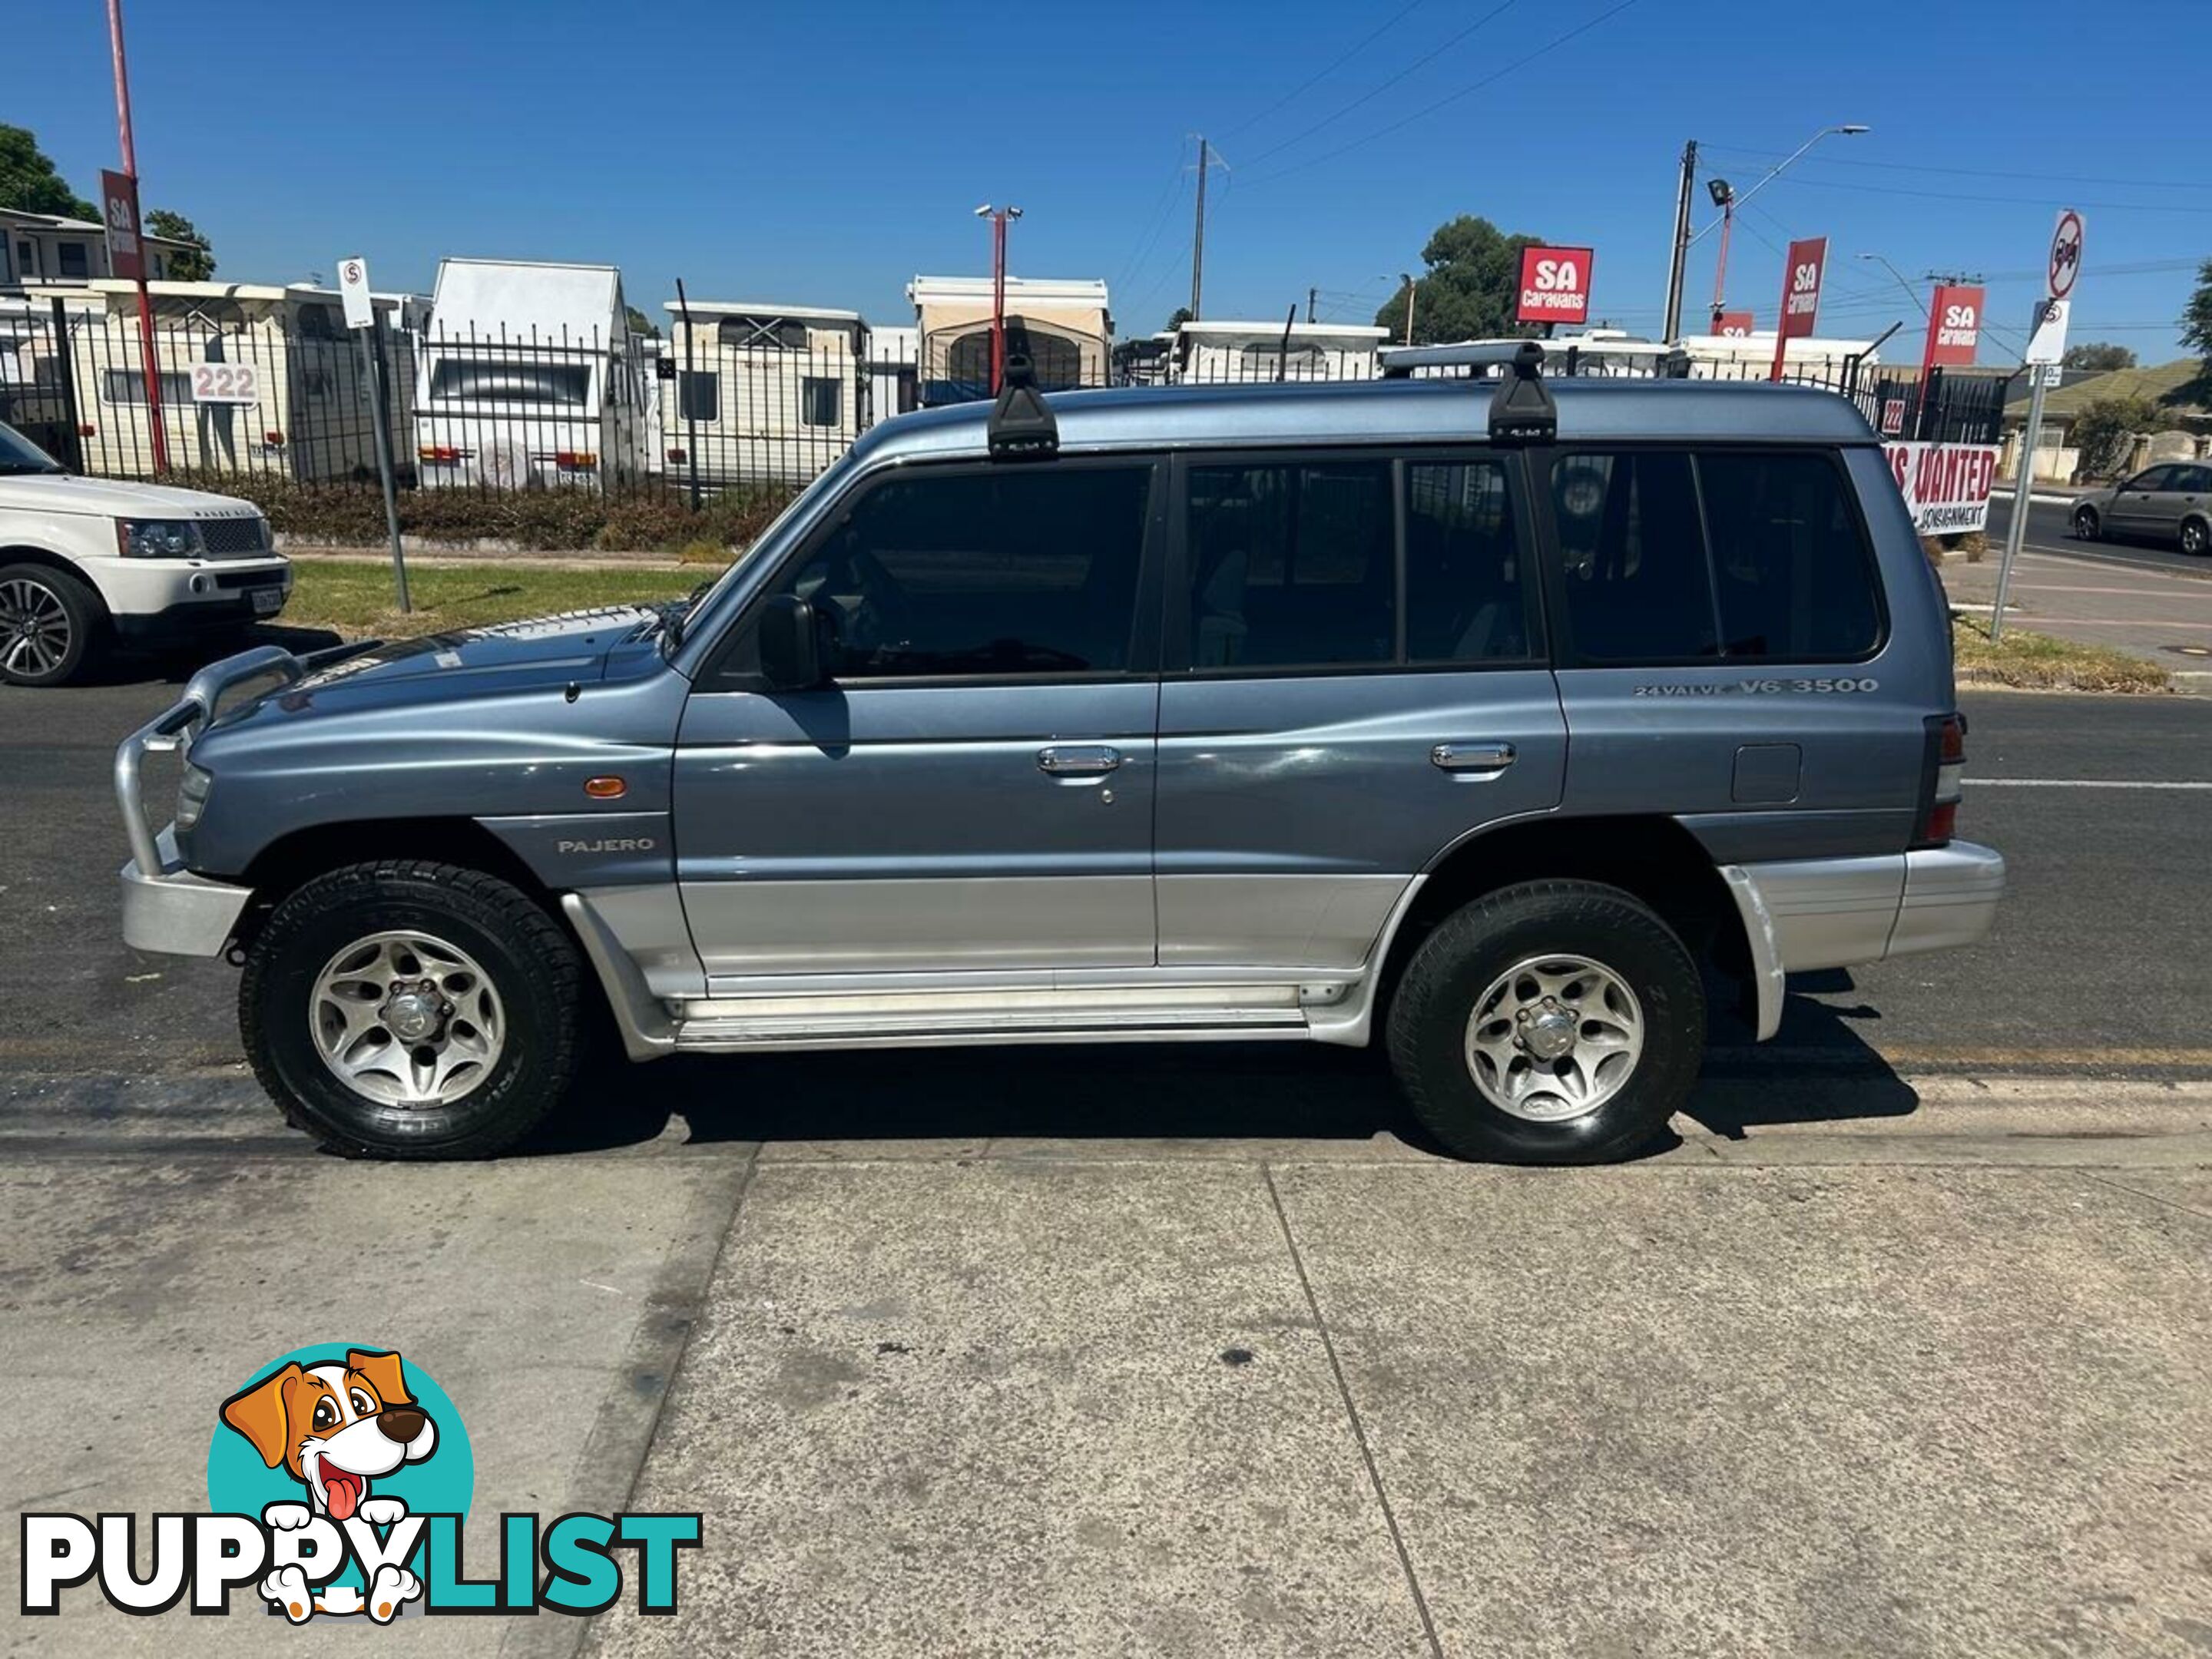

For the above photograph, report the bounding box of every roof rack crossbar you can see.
[1378,340,1541,379]
[986,318,1058,462]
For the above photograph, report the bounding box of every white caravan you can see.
[413,260,649,491]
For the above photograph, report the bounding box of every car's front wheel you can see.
[2072,505,2101,541]
[1386,881,1707,1164]
[0,563,102,687]
[240,859,582,1158]
[2182,517,2210,558]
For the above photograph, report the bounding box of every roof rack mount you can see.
[985,320,1059,462]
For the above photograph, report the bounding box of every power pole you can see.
[1400,273,1417,346]
[1190,137,1209,322]
[1661,137,1697,343]
[1307,286,1317,324]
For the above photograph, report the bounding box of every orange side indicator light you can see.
[584,776,628,800]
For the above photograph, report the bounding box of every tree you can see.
[2061,342,2135,372]
[1164,306,1194,332]
[1374,215,1543,346]
[623,303,661,340]
[2070,396,2182,481]
[2183,258,2212,376]
[0,123,94,220]
[144,209,216,281]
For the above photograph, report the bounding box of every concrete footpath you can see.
[5,1078,2210,1658]
[1945,542,2212,690]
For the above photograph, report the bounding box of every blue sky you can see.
[11,0,2208,362]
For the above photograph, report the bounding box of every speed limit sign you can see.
[2047,210,2084,301]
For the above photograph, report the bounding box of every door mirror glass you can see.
[757,593,824,690]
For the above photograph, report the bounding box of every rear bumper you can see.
[121,829,253,956]
[1723,841,2006,1040]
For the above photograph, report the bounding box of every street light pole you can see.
[1688,123,1869,248]
[1706,179,1736,333]
[975,204,1022,395]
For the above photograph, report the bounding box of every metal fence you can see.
[1,295,2013,507]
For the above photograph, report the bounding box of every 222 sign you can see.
[189,362,261,405]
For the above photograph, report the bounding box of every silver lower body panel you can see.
[120,830,253,957]
[1723,841,2005,1040]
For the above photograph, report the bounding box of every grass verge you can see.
[281,559,705,641]
[1952,614,2170,693]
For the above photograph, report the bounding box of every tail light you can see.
[78,423,97,437]
[264,429,286,447]
[552,451,598,472]
[665,447,687,464]
[418,445,466,465]
[1915,713,1966,848]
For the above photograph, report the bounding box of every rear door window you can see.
[1185,461,1393,668]
[1405,458,1535,664]
[1699,452,1883,659]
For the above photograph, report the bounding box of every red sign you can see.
[2048,209,2083,300]
[1920,282,1985,371]
[1881,399,1907,437]
[101,169,144,281]
[1515,245,1593,326]
[1770,235,1826,380]
[1714,310,1754,338]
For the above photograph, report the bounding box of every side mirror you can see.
[757,593,824,690]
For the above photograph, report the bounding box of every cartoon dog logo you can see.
[218,1347,435,1622]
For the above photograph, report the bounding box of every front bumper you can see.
[121,827,252,956]
[1723,841,2007,1040]
[114,645,307,956]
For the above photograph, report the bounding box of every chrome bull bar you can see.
[113,644,316,878]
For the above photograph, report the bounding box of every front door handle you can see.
[1038,744,1122,777]
[1432,740,1515,774]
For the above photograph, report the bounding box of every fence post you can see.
[675,280,700,512]
[48,296,86,475]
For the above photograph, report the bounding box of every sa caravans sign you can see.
[1514,246,1593,327]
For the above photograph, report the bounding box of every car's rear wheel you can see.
[2072,505,2101,541]
[240,859,581,1158]
[2183,517,2210,558]
[1386,881,1706,1164]
[0,563,101,687]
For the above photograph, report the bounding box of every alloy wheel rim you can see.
[310,930,505,1108]
[0,578,71,679]
[1464,954,1645,1123]
[2187,522,2207,555]
[2075,510,2097,537]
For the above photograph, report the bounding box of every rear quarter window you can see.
[1699,452,1883,660]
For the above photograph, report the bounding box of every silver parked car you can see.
[117,346,2005,1165]
[2071,460,2212,555]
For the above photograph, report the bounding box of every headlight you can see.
[116,518,204,558]
[176,763,214,832]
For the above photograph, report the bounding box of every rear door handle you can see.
[1432,741,1515,774]
[1038,744,1122,776]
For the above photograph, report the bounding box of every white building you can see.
[1,207,197,287]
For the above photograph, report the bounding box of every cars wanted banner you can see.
[1884,439,2001,535]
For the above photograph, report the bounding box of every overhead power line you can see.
[1237,0,1522,171]
[1755,172,2212,216]
[1218,0,1429,142]
[1243,0,1647,188]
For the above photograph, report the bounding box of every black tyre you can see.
[240,859,582,1159]
[2072,505,2101,541]
[1386,880,1706,1164]
[0,562,102,687]
[2182,517,2210,558]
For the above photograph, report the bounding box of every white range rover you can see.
[0,419,291,687]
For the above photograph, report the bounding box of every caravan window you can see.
[296,304,341,339]
[56,243,90,279]
[101,369,196,407]
[800,376,840,427]
[678,371,719,422]
[429,359,591,406]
